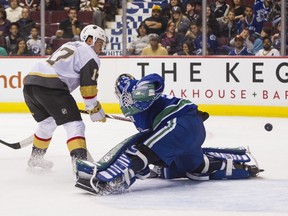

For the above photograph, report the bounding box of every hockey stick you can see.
[0,134,95,162]
[79,110,132,122]
[0,135,34,150]
[0,112,131,150]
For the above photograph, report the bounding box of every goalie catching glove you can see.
[87,101,106,122]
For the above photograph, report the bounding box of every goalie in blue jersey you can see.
[75,73,263,195]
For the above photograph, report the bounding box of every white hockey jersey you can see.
[24,41,101,102]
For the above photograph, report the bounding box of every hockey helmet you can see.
[80,25,107,46]
[115,73,136,98]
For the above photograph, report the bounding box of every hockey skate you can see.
[27,146,53,170]
[27,155,53,170]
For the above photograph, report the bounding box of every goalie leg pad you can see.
[75,145,151,195]
[126,145,150,180]
[76,160,97,178]
[96,130,152,172]
[202,147,254,180]
[203,146,251,163]
[96,153,134,184]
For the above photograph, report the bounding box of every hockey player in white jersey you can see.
[23,25,107,170]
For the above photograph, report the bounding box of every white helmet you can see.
[80,25,107,46]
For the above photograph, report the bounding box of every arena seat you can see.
[45,23,59,37]
[50,11,67,24]
[78,11,94,26]
[30,11,51,24]
[52,38,71,50]
[217,36,229,46]
[0,36,5,47]
[244,0,255,6]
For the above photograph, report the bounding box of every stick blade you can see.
[0,140,21,149]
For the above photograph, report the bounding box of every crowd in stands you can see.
[0,0,118,56]
[130,0,287,56]
[0,0,287,56]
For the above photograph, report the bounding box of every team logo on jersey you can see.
[61,108,68,115]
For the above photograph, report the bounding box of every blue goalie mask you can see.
[115,73,136,99]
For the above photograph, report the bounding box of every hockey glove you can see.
[87,101,106,122]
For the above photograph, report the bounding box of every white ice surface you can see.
[1,114,288,216]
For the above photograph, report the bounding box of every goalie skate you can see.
[76,175,131,196]
[27,156,53,170]
[233,163,264,177]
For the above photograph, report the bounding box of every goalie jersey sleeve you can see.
[24,41,101,108]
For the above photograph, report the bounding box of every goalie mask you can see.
[115,73,136,99]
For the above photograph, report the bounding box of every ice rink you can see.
[1,113,288,216]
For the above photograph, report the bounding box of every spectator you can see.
[4,22,22,53]
[159,20,182,55]
[255,36,280,56]
[45,44,53,55]
[253,0,272,23]
[52,7,82,42]
[9,37,31,55]
[230,0,245,22]
[0,0,9,9]
[230,28,254,52]
[0,7,11,37]
[271,20,282,51]
[16,6,36,39]
[26,26,43,55]
[0,45,7,55]
[252,26,272,54]
[45,0,57,11]
[127,22,149,55]
[79,0,105,29]
[184,21,218,55]
[184,21,200,51]
[173,40,194,55]
[161,0,185,21]
[143,4,167,36]
[19,0,39,11]
[267,0,281,24]
[237,5,263,39]
[60,0,80,11]
[185,1,200,23]
[210,0,230,21]
[218,8,238,40]
[206,5,221,37]
[141,33,168,56]
[170,6,190,39]
[104,0,117,22]
[228,35,253,55]
[5,0,22,22]
[202,24,218,55]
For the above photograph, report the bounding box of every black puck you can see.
[264,123,273,131]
